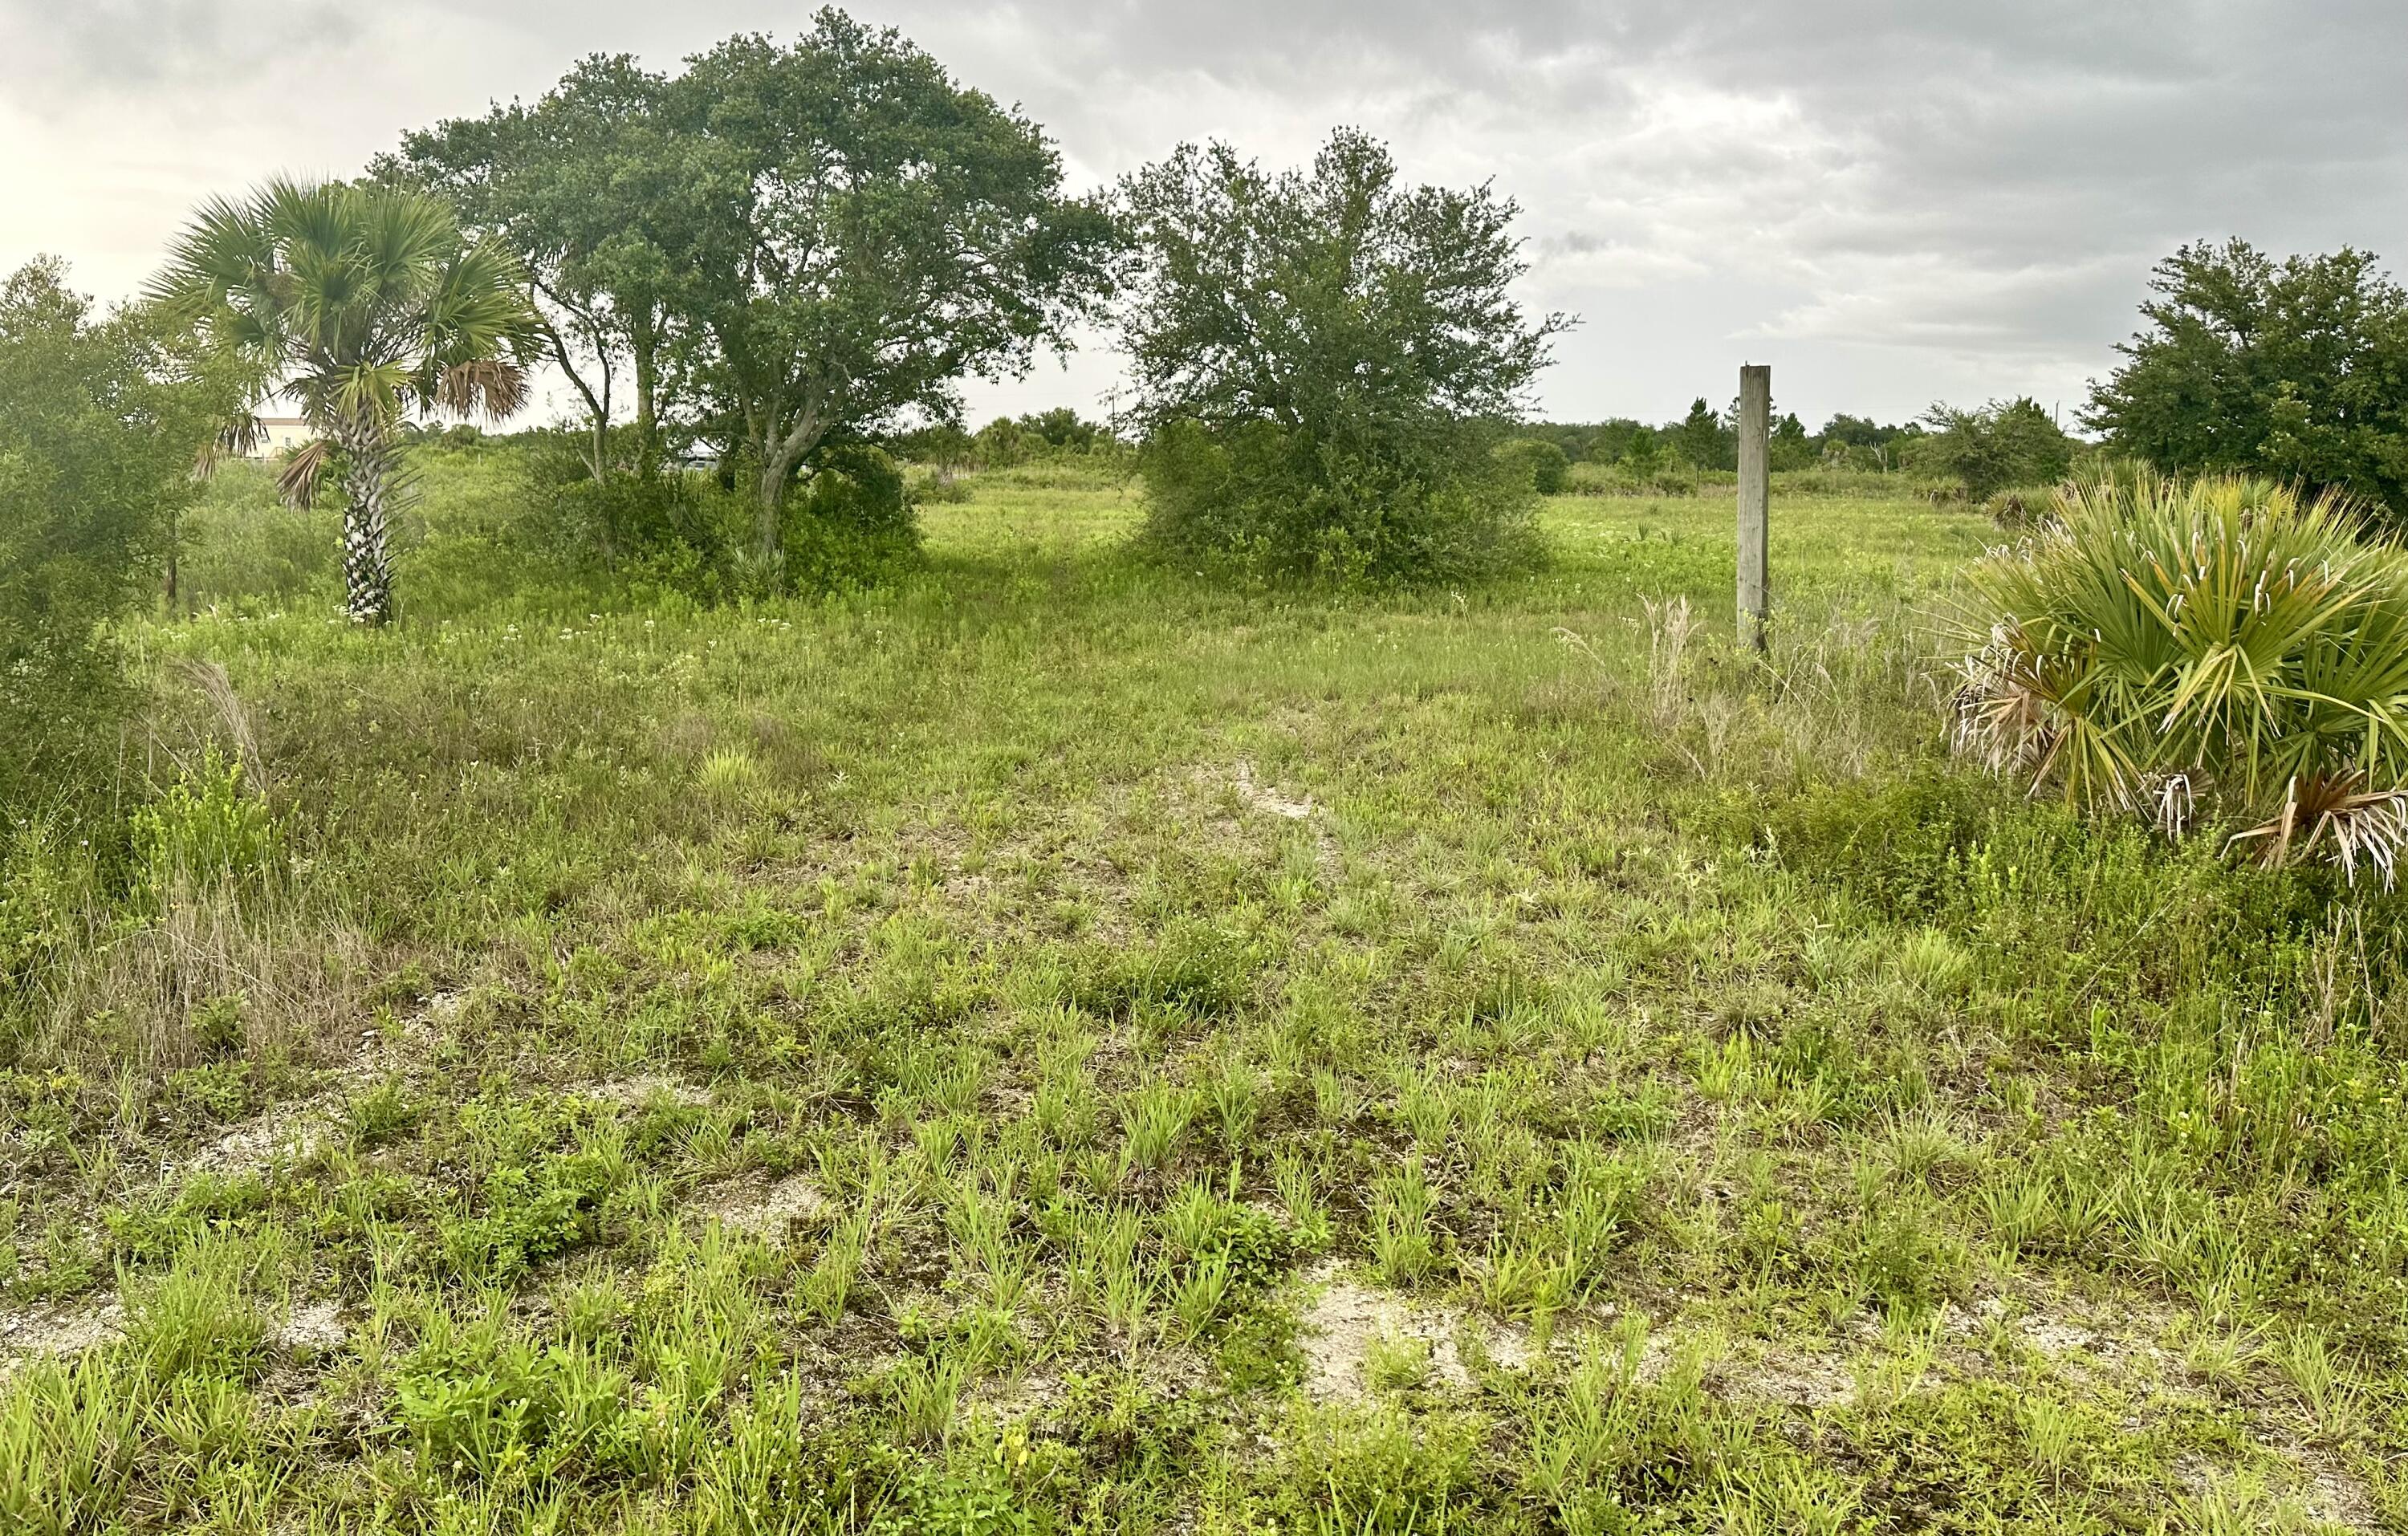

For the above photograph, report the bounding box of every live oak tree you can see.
[1117,128,1568,581]
[387,55,680,482]
[152,180,540,624]
[2086,239,2408,520]
[660,14,1119,568]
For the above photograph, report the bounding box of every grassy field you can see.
[5,450,2406,1533]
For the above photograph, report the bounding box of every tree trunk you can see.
[754,392,832,572]
[336,417,398,625]
[632,311,660,478]
[756,458,788,569]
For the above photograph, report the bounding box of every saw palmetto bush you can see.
[1949,469,2408,879]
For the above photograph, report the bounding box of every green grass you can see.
[4,449,2406,1532]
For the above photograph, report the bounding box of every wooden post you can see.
[1736,363,1770,652]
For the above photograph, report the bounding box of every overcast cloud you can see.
[4,0,2402,429]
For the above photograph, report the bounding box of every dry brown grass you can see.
[22,876,367,1081]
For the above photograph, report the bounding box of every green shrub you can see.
[1117,131,1564,585]
[2086,239,2408,522]
[1563,457,1710,498]
[1979,485,2053,530]
[1140,418,1540,584]
[0,259,214,819]
[1947,469,2408,876]
[0,819,105,1012]
[523,437,920,602]
[1498,436,1571,494]
[1906,398,2075,501]
[128,747,281,905]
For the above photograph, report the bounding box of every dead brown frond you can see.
[193,413,265,479]
[2229,772,2408,884]
[276,437,333,510]
[1950,622,2067,777]
[437,358,529,422]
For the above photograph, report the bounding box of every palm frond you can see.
[2229,772,2408,884]
[276,438,335,510]
[1942,469,2408,881]
[434,357,529,421]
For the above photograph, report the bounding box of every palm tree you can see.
[152,179,539,624]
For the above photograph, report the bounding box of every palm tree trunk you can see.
[336,417,398,625]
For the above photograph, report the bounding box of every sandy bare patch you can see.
[582,1075,712,1109]
[0,1300,124,1377]
[1234,760,1316,820]
[1990,1290,2178,1375]
[2225,1440,2382,1535]
[695,1172,830,1242]
[1297,1264,1531,1401]
[277,1298,348,1353]
[181,1099,332,1178]
[1719,1342,1856,1408]
[169,988,457,1183]
[971,1368,1066,1422]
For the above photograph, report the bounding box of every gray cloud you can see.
[1,1,361,98]
[3,0,2402,426]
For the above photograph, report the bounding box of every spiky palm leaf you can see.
[1946,470,2408,881]
[150,180,539,624]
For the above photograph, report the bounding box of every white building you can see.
[246,417,315,457]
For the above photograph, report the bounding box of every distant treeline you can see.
[1515,402,1925,474]
[888,400,1934,477]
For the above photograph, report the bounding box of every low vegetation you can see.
[1952,471,2408,877]
[2,447,2406,1532]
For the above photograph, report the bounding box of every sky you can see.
[4,1,2404,433]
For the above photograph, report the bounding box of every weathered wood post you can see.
[1736,363,1771,652]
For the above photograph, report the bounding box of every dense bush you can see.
[1496,437,1570,495]
[0,260,213,818]
[1141,418,1539,583]
[1117,129,1565,584]
[1947,469,2408,878]
[522,429,725,566]
[779,443,922,589]
[526,437,921,603]
[1904,398,2075,500]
